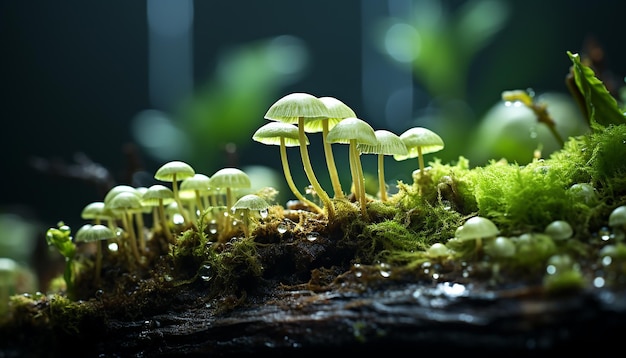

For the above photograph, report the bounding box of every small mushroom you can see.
[154,161,196,227]
[264,92,334,218]
[544,220,574,241]
[231,194,270,238]
[609,205,626,241]
[357,129,408,202]
[455,216,499,253]
[141,184,176,243]
[75,224,116,285]
[326,117,377,218]
[107,191,144,265]
[393,127,445,179]
[209,168,252,233]
[180,173,212,219]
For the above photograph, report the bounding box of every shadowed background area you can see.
[1,0,625,290]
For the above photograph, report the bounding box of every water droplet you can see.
[599,226,611,241]
[353,263,363,278]
[172,213,184,225]
[378,262,391,278]
[306,232,319,242]
[208,220,218,234]
[198,264,213,281]
[108,242,119,252]
[163,274,173,282]
[593,276,605,288]
[260,208,269,218]
[95,289,104,299]
[277,223,288,234]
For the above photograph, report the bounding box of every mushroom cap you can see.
[544,220,573,240]
[357,129,408,156]
[209,168,251,190]
[104,185,138,205]
[393,127,445,161]
[154,161,196,182]
[75,224,116,243]
[304,96,356,132]
[484,236,516,258]
[264,92,329,124]
[180,173,212,192]
[232,194,270,212]
[325,117,377,146]
[252,122,308,147]
[107,191,143,212]
[141,184,175,206]
[455,216,499,240]
[81,201,110,220]
[609,205,626,227]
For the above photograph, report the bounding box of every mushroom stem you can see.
[377,154,387,202]
[121,212,142,266]
[158,199,174,243]
[94,241,103,285]
[322,120,344,199]
[417,146,425,176]
[349,140,368,219]
[298,117,335,218]
[279,138,324,213]
[171,173,193,228]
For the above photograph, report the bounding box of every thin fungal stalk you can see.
[279,138,324,213]
[377,154,388,201]
[322,120,344,199]
[349,140,368,219]
[298,117,335,218]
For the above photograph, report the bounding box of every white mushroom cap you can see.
[455,216,499,240]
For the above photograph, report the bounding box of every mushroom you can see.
[544,220,574,241]
[455,216,499,253]
[326,117,377,218]
[393,127,445,180]
[231,194,270,238]
[609,205,626,241]
[252,121,323,214]
[313,96,357,199]
[264,92,335,218]
[141,184,176,244]
[179,173,212,219]
[209,167,251,233]
[74,224,116,285]
[154,161,196,227]
[357,129,408,202]
[107,191,144,265]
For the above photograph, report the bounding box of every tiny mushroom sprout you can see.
[75,224,116,285]
[455,216,499,253]
[141,184,175,244]
[154,160,196,227]
[357,129,408,202]
[231,194,270,238]
[81,201,109,226]
[326,117,378,218]
[264,92,335,218]
[393,127,445,180]
[314,96,358,199]
[609,205,626,241]
[544,220,574,241]
[209,167,251,233]
[252,121,323,214]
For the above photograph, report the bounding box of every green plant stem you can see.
[298,117,335,219]
[378,154,387,202]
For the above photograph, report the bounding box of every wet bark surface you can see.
[11,282,619,357]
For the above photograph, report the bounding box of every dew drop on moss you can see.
[277,223,288,234]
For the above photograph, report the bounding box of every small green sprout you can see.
[264,92,335,218]
[326,117,378,218]
[45,222,77,295]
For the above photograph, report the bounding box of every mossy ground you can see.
[2,122,626,347]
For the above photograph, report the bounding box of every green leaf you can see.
[567,51,625,130]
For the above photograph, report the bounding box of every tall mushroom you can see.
[264,92,335,218]
[179,173,212,220]
[154,161,196,228]
[252,121,323,214]
[357,129,408,202]
[107,191,144,265]
[393,127,445,179]
[326,117,377,218]
[209,167,251,233]
[312,96,357,199]
[141,184,176,244]
[75,224,116,285]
